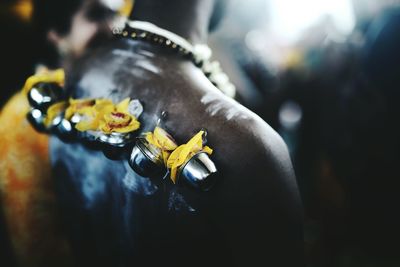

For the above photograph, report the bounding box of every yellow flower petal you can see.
[94,99,114,112]
[116,98,131,112]
[65,98,96,119]
[110,120,140,133]
[186,131,204,153]
[153,127,177,151]
[22,69,65,94]
[100,111,140,134]
[44,101,68,127]
[75,120,98,132]
[167,145,186,169]
[145,133,159,148]
[162,150,171,166]
[165,131,211,183]
[68,97,142,134]
[104,112,132,126]
[172,131,204,166]
[79,106,97,117]
[202,146,213,155]
[170,166,178,184]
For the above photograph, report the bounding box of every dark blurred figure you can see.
[268,4,400,267]
[0,1,119,266]
[209,0,278,116]
[123,1,399,266]
[0,0,35,106]
[31,0,115,65]
[0,0,115,107]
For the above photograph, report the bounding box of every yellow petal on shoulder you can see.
[103,112,131,126]
[47,101,67,116]
[167,145,186,168]
[95,99,114,110]
[75,120,97,132]
[65,98,96,119]
[22,68,65,94]
[154,127,177,151]
[116,98,131,112]
[111,120,141,133]
[145,132,155,146]
[202,146,213,155]
[170,166,178,184]
[99,121,112,134]
[177,145,192,165]
[173,131,204,165]
[185,131,204,153]
[162,150,171,166]
[69,98,96,107]
[64,98,77,119]
[64,108,73,120]
[95,98,113,105]
[43,101,68,127]
[22,76,39,94]
[75,106,94,118]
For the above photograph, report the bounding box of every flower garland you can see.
[23,68,141,136]
[144,127,213,183]
[22,69,217,189]
[64,98,140,134]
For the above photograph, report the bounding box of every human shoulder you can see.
[198,89,290,163]
[197,93,304,266]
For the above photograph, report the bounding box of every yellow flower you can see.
[100,111,140,134]
[146,127,178,151]
[73,99,114,132]
[64,98,97,120]
[23,68,65,95]
[72,98,140,134]
[43,101,68,127]
[166,131,213,183]
[145,127,178,165]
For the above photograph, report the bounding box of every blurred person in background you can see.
[265,1,400,266]
[209,0,279,121]
[0,0,35,106]
[0,0,129,266]
[209,0,400,266]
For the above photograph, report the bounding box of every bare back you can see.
[51,39,304,267]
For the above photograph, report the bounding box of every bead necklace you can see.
[113,19,236,98]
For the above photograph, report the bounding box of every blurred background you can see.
[1,0,400,266]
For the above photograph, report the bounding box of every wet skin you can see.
[50,39,304,267]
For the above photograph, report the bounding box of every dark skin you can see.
[50,1,304,266]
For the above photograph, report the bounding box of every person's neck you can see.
[129,0,214,44]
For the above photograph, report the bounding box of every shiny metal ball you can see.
[95,132,133,159]
[26,108,47,132]
[52,118,76,141]
[27,82,64,111]
[98,132,133,147]
[129,137,167,178]
[178,152,217,191]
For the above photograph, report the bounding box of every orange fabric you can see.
[0,92,72,267]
